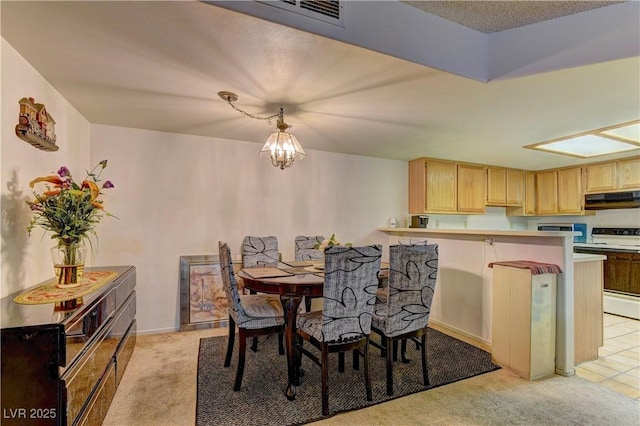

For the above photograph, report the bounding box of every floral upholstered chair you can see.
[218,241,285,391]
[241,236,279,268]
[294,235,325,311]
[241,235,281,351]
[295,244,382,416]
[294,235,325,261]
[371,243,438,396]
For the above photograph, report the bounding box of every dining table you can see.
[237,261,325,400]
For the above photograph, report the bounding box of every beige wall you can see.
[1,39,91,297]
[1,37,408,333]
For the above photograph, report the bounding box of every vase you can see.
[51,243,87,288]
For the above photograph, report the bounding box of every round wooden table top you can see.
[237,269,324,298]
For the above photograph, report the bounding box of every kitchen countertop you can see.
[378,227,578,237]
[573,253,607,262]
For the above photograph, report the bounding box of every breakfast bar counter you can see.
[377,227,578,376]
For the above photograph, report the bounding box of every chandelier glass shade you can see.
[260,123,306,170]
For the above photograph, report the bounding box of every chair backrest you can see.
[397,237,428,246]
[242,236,279,268]
[377,244,438,337]
[294,235,325,261]
[321,244,382,342]
[218,241,245,320]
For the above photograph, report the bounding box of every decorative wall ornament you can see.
[15,97,58,151]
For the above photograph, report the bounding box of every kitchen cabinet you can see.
[585,162,617,192]
[536,170,558,215]
[409,158,457,213]
[492,265,557,380]
[535,167,585,215]
[409,158,486,214]
[557,167,584,214]
[487,167,524,206]
[574,257,604,365]
[617,158,640,190]
[506,171,536,216]
[585,157,640,193]
[458,164,486,213]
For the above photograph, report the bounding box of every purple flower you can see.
[102,180,114,189]
[57,166,70,177]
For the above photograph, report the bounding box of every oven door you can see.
[574,246,640,297]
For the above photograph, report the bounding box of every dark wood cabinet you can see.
[601,252,640,296]
[1,266,136,426]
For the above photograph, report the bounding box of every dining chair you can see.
[242,236,279,268]
[294,235,325,312]
[376,238,428,305]
[370,243,438,396]
[241,235,280,350]
[295,244,382,416]
[294,235,325,261]
[218,241,285,391]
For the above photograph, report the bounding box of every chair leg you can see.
[224,316,235,368]
[392,340,399,361]
[421,332,429,386]
[234,329,247,391]
[338,352,345,372]
[401,338,411,363]
[321,345,330,416]
[250,336,259,352]
[304,297,312,313]
[278,332,285,355]
[385,336,394,396]
[363,341,372,401]
[352,349,360,371]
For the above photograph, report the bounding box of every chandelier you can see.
[218,91,306,170]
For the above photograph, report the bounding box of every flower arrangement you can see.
[314,234,352,251]
[27,160,116,246]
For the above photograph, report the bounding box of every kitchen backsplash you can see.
[404,207,639,235]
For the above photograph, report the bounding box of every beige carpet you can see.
[104,327,640,426]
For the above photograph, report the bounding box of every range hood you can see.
[585,190,640,210]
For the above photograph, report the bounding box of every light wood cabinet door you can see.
[524,171,536,215]
[585,162,616,193]
[536,171,558,215]
[617,158,640,190]
[506,169,524,205]
[408,158,427,213]
[487,167,507,205]
[458,164,486,213]
[557,167,583,214]
[425,160,457,213]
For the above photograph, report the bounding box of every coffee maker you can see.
[411,215,429,228]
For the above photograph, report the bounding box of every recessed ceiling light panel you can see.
[525,120,640,158]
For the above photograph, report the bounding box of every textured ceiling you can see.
[1,1,638,171]
[402,0,624,33]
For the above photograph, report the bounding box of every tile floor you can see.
[575,313,640,400]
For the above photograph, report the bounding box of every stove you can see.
[573,227,640,319]
[574,227,640,253]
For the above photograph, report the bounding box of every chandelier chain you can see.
[224,99,280,125]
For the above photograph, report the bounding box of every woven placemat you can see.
[14,270,118,305]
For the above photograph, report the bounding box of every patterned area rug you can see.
[196,328,500,425]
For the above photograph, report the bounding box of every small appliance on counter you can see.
[411,215,429,228]
[536,223,587,243]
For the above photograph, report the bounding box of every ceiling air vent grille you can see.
[258,0,344,26]
[300,1,340,20]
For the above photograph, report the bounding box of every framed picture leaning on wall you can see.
[179,255,228,331]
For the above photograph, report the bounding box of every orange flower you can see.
[82,180,100,201]
[29,175,63,188]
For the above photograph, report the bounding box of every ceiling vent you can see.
[258,0,344,26]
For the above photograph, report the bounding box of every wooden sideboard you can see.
[1,265,136,426]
